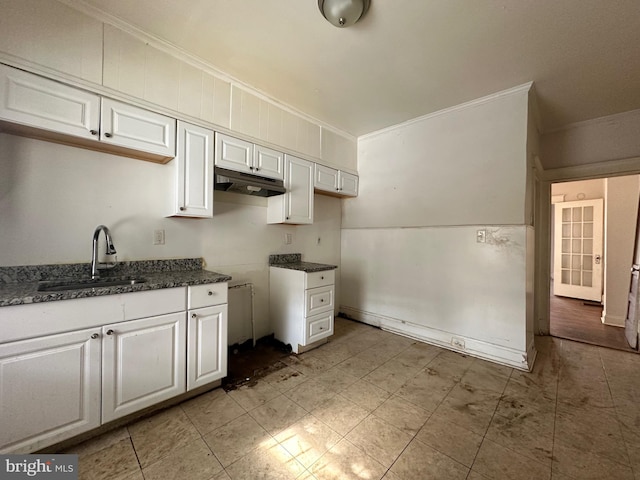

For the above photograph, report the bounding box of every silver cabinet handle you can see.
[106,329,115,335]
[90,129,98,136]
[91,333,99,339]
[104,133,113,138]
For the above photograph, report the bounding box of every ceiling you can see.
[77,0,640,137]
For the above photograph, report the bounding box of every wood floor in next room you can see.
[550,292,636,352]
[63,317,640,479]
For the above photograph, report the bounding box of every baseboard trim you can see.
[339,306,532,371]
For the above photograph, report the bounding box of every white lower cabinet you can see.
[102,312,186,423]
[0,328,101,454]
[270,267,335,353]
[0,282,228,453]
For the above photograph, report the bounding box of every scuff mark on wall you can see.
[485,227,522,251]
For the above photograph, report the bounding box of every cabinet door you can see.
[0,328,101,453]
[102,313,186,422]
[173,121,214,217]
[314,164,339,193]
[187,304,228,390]
[254,145,284,180]
[214,132,253,173]
[282,155,314,224]
[0,64,100,140]
[100,98,176,159]
[338,171,359,196]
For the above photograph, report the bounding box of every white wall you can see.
[541,109,640,170]
[341,86,534,370]
[602,175,640,326]
[0,133,342,339]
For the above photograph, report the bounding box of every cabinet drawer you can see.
[305,285,334,317]
[188,283,228,309]
[305,312,334,344]
[305,270,334,289]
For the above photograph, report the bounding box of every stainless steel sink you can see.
[37,276,147,292]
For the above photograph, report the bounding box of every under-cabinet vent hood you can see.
[214,167,286,197]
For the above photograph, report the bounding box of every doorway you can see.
[548,176,640,352]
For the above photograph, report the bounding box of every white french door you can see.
[553,199,604,302]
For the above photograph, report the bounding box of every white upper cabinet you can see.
[0,0,103,84]
[101,98,176,160]
[215,133,284,180]
[215,132,253,172]
[253,145,284,180]
[314,164,339,193]
[314,162,358,197]
[339,171,359,197]
[268,155,314,224]
[171,121,214,218]
[0,64,100,141]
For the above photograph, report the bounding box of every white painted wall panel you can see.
[321,128,357,172]
[341,226,527,351]
[344,91,528,228]
[0,0,103,84]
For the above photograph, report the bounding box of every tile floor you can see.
[65,317,640,479]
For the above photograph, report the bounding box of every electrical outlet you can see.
[476,229,486,243]
[153,229,165,245]
[451,337,465,349]
[284,233,292,245]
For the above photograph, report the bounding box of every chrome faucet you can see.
[91,225,117,279]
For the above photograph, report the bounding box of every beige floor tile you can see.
[203,413,271,467]
[496,379,556,421]
[285,378,339,412]
[472,438,550,480]
[311,393,369,436]
[388,438,469,480]
[283,354,333,377]
[485,410,554,466]
[310,438,387,480]
[363,359,417,393]
[433,383,501,436]
[211,470,232,479]
[65,427,130,457]
[181,387,246,435]
[225,438,306,480]
[460,360,512,394]
[391,342,442,369]
[346,415,412,468]
[314,367,360,393]
[142,438,223,480]
[340,379,390,412]
[127,406,200,468]
[335,354,381,378]
[372,394,431,435]
[555,404,629,466]
[263,365,310,393]
[395,367,457,411]
[275,414,342,468]
[227,380,280,410]
[426,351,474,382]
[78,438,140,480]
[249,394,309,435]
[466,472,491,480]
[551,440,634,480]
[416,413,483,467]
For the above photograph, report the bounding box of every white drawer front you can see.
[305,270,335,289]
[305,312,334,344]
[188,283,228,309]
[305,285,334,317]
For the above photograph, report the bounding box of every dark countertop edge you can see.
[0,270,232,307]
[269,261,338,273]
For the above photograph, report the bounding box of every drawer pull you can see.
[90,333,99,339]
[321,276,324,280]
[104,132,113,138]
[106,329,115,335]
[208,291,213,296]
[191,313,197,319]
[320,299,324,302]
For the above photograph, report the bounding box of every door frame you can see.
[534,156,640,335]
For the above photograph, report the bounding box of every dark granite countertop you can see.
[0,258,231,307]
[269,253,337,273]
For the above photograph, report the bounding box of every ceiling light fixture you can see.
[318,0,370,28]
